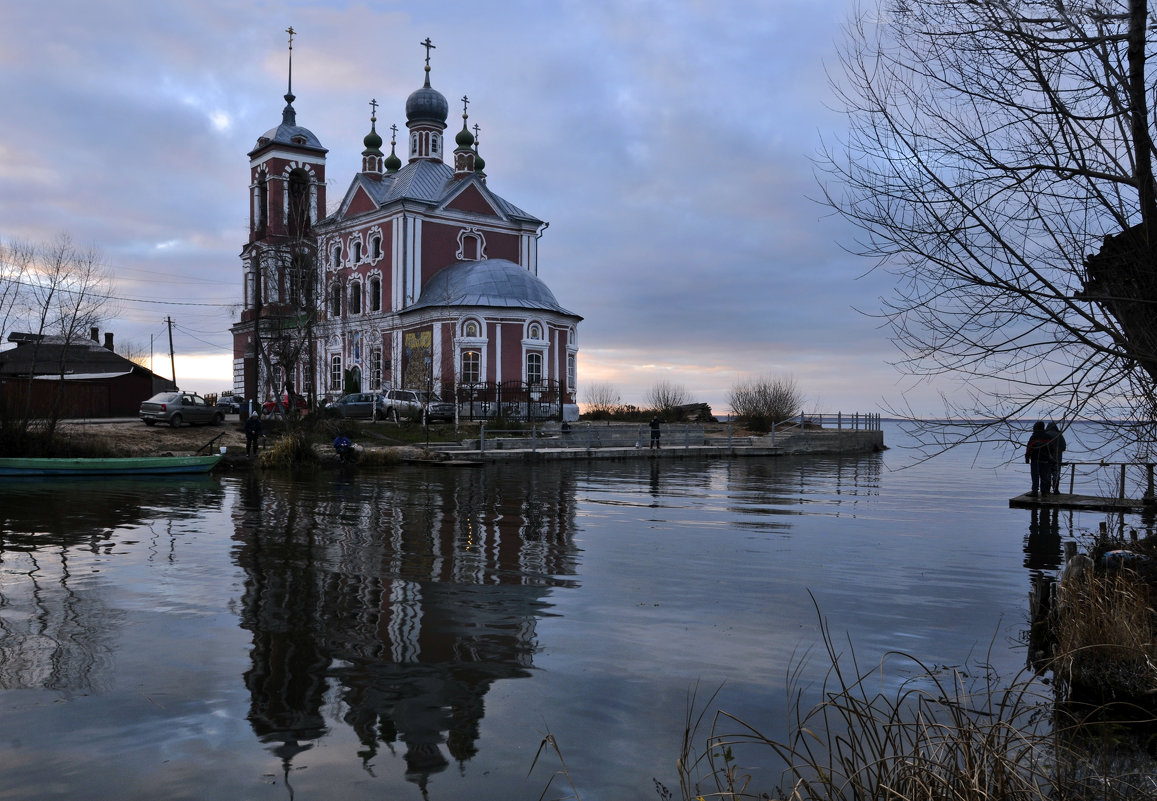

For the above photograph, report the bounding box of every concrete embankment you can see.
[443,426,885,462]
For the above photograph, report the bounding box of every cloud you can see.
[0,0,933,413]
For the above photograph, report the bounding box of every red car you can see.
[262,394,309,414]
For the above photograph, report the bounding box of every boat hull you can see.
[0,455,223,477]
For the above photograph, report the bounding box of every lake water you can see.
[0,421,1145,800]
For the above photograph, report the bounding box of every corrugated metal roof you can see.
[0,337,155,379]
[323,161,541,225]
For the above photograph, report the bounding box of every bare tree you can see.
[116,339,151,370]
[646,380,690,417]
[728,375,803,432]
[0,234,116,449]
[0,239,33,342]
[583,381,622,416]
[825,0,1157,454]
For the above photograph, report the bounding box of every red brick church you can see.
[230,35,581,420]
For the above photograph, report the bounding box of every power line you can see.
[172,323,231,350]
[0,275,236,307]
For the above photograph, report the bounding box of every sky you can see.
[0,0,942,416]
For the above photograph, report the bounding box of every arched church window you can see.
[526,352,543,385]
[330,283,342,317]
[371,236,382,260]
[370,348,382,390]
[333,244,342,267]
[353,240,362,262]
[287,169,310,238]
[567,354,576,389]
[369,277,381,312]
[329,354,342,391]
[256,175,268,234]
[350,282,362,315]
[462,351,480,384]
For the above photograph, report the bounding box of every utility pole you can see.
[166,316,177,387]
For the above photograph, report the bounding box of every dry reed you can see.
[671,596,1157,801]
[1052,569,1157,701]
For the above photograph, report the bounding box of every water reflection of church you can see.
[232,467,579,793]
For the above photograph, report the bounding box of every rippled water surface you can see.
[0,422,1139,799]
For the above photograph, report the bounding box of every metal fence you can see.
[452,380,567,422]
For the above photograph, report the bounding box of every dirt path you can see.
[60,418,249,456]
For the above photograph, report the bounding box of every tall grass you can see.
[258,427,318,468]
[1053,566,1157,703]
[669,598,1157,801]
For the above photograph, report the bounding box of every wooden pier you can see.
[1009,492,1151,513]
[1009,460,1157,513]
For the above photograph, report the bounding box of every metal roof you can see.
[325,161,540,224]
[403,258,580,318]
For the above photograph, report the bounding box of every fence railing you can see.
[795,412,882,431]
[475,423,707,452]
[453,379,571,422]
[468,413,883,453]
[1053,461,1157,503]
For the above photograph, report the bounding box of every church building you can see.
[230,36,581,420]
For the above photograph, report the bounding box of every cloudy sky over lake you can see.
[1,0,946,415]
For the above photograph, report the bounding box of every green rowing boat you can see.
[0,454,223,477]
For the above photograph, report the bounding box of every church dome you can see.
[363,125,383,152]
[405,259,578,317]
[251,94,326,155]
[406,81,449,126]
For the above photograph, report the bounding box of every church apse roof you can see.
[403,259,580,318]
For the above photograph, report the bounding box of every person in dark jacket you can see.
[244,411,263,457]
[1025,421,1053,496]
[650,416,661,450]
[1045,421,1067,494]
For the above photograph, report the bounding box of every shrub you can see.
[728,375,802,432]
[259,428,318,468]
[583,382,623,416]
[647,381,691,418]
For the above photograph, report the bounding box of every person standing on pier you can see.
[1025,421,1053,497]
[1045,422,1067,494]
[650,416,662,450]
